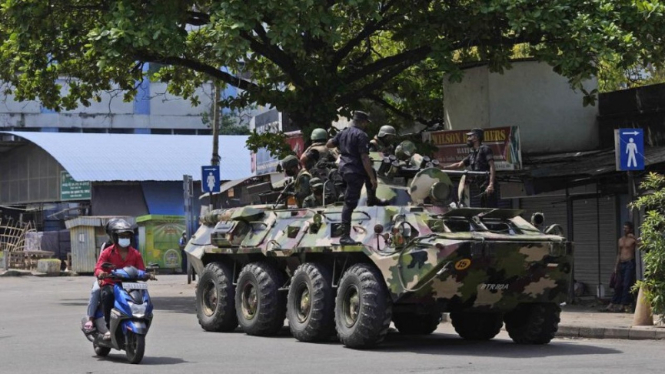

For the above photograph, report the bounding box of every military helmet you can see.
[280,155,299,170]
[310,128,328,142]
[378,125,396,138]
[310,177,324,191]
[395,140,416,161]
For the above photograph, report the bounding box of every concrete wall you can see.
[444,61,599,154]
[0,81,234,131]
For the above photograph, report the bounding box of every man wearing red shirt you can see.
[94,224,145,339]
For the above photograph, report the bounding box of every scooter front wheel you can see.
[125,332,145,364]
[93,344,111,357]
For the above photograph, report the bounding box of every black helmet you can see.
[104,218,122,244]
[109,218,134,243]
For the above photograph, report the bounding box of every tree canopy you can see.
[2,1,665,141]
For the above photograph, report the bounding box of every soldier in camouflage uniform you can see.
[302,177,327,208]
[280,155,311,208]
[369,125,397,155]
[300,128,337,173]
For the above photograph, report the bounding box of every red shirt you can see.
[94,245,146,287]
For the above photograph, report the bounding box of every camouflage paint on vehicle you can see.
[186,194,572,313]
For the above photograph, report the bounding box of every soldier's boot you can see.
[339,223,359,246]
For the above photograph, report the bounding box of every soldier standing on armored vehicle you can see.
[300,128,337,172]
[443,128,497,208]
[279,155,311,208]
[327,111,377,245]
[369,125,397,155]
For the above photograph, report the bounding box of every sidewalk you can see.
[2,269,663,340]
[557,303,665,340]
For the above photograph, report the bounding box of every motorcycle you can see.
[80,263,155,364]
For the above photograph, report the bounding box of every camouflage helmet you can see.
[310,177,324,191]
[395,140,416,160]
[378,125,396,138]
[310,128,328,142]
[280,155,299,170]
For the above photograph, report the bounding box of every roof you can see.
[517,146,665,179]
[0,131,252,182]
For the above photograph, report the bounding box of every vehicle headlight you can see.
[129,302,147,317]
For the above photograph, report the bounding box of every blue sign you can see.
[615,128,644,171]
[201,165,221,193]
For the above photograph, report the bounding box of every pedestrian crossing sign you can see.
[615,129,644,171]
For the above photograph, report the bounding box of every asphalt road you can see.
[1,275,663,374]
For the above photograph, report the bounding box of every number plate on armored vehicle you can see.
[122,282,147,290]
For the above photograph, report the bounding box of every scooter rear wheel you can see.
[125,332,145,364]
[93,344,111,357]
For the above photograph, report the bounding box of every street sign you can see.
[201,165,221,193]
[60,171,91,201]
[615,128,644,171]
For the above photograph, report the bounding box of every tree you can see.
[631,173,665,322]
[2,0,665,146]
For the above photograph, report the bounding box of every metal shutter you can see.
[572,196,617,297]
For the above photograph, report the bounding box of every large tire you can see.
[196,262,238,332]
[235,262,287,336]
[335,263,392,349]
[504,303,561,345]
[93,344,111,357]
[392,311,442,335]
[125,332,145,364]
[450,312,503,340]
[287,263,336,342]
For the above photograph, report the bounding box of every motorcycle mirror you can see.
[101,262,116,270]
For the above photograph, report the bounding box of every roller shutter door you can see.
[572,197,617,297]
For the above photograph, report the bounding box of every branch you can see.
[367,93,412,120]
[238,24,307,88]
[331,1,399,68]
[134,51,260,93]
[343,45,432,84]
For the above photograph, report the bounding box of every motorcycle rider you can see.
[83,218,121,331]
[94,219,147,340]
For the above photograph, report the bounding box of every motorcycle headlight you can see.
[129,302,147,317]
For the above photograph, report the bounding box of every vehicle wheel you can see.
[335,263,392,349]
[93,344,111,357]
[504,303,561,344]
[235,262,287,336]
[392,311,442,335]
[450,312,503,340]
[287,263,336,342]
[196,262,238,332]
[125,332,145,364]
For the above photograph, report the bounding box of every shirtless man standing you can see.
[606,222,637,312]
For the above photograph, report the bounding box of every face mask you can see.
[467,140,474,147]
[285,168,297,177]
[118,238,131,248]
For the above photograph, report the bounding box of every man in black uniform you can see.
[444,128,497,208]
[327,111,378,245]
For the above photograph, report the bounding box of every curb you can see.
[1,270,77,277]
[556,325,665,340]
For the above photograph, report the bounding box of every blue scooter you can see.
[81,264,155,364]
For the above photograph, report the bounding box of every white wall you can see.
[444,61,599,153]
[0,81,216,130]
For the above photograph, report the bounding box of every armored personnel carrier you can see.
[185,152,572,349]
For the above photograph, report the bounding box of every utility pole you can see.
[210,82,221,210]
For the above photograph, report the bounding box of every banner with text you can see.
[423,126,522,171]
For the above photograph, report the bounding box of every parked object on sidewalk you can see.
[633,285,654,326]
